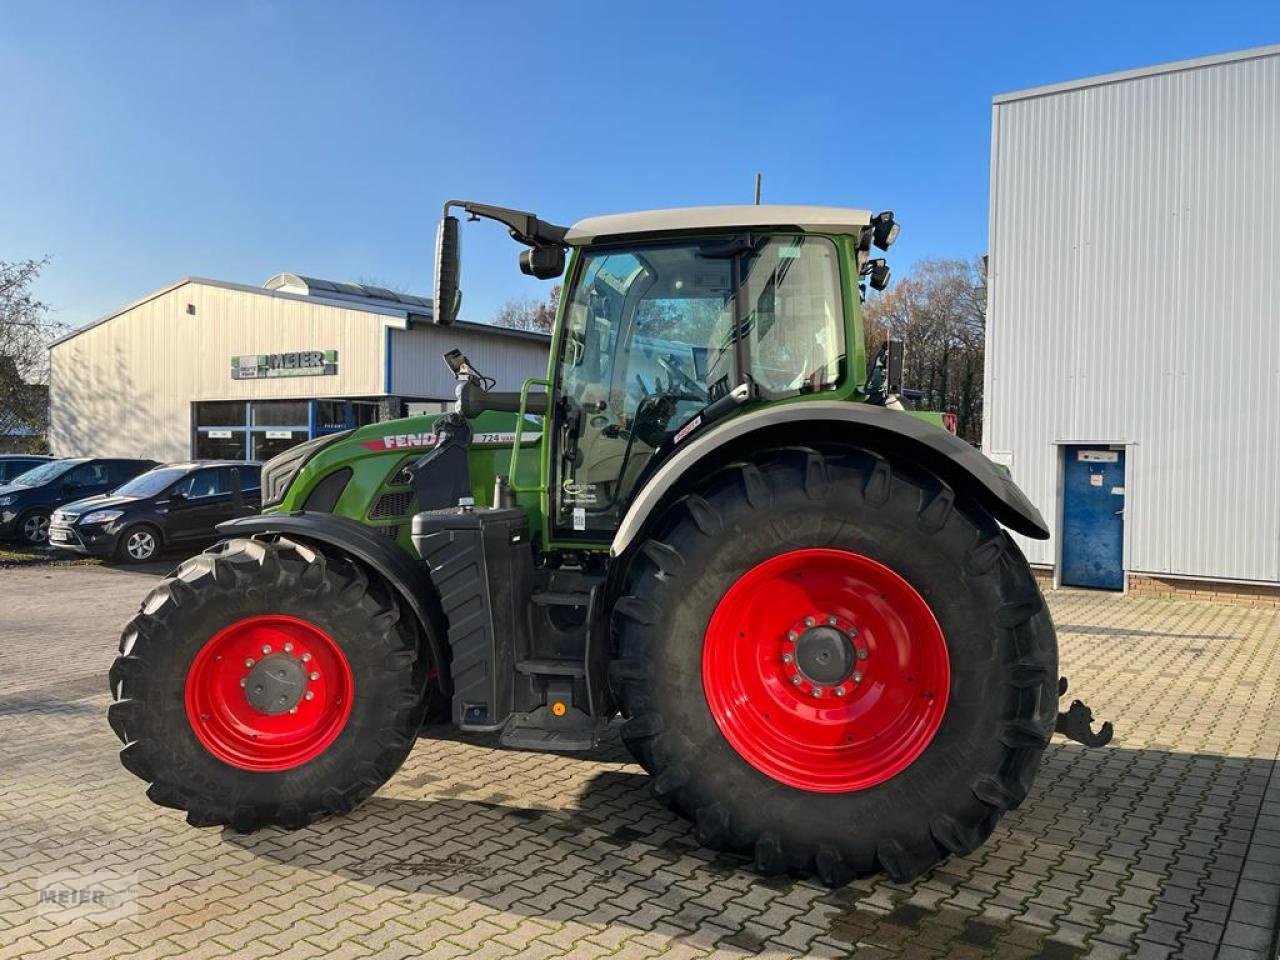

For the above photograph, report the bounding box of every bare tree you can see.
[1,258,64,451]
[863,257,987,442]
[492,285,560,334]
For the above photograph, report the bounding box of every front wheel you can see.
[610,447,1058,884]
[108,536,429,830]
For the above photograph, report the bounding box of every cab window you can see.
[553,234,845,537]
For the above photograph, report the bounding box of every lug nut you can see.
[289,706,298,714]
[827,615,838,626]
[853,671,863,683]
[782,653,794,664]
[835,686,846,697]
[244,658,254,668]
[283,643,293,653]
[849,626,859,637]
[239,678,247,687]
[301,653,311,663]
[304,691,314,701]
[787,631,798,642]
[804,616,816,627]
[261,645,271,654]
[811,687,822,697]
[791,676,802,686]
[857,648,868,660]
[309,671,319,681]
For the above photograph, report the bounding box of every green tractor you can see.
[110,202,1110,883]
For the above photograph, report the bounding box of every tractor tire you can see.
[108,536,429,831]
[610,446,1057,885]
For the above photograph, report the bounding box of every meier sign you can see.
[232,350,338,380]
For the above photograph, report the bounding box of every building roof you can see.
[263,273,435,315]
[994,43,1280,104]
[564,205,873,244]
[49,274,550,350]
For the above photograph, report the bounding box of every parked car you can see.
[0,457,157,545]
[49,460,261,563]
[0,454,54,485]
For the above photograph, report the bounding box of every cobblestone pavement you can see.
[2,563,1280,959]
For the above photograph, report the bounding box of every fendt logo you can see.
[359,433,439,451]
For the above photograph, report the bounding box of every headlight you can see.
[0,495,14,507]
[81,509,124,525]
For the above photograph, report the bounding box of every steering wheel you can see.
[657,355,708,402]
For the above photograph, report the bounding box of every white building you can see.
[49,274,549,463]
[985,45,1280,592]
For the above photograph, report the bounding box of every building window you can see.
[192,399,388,461]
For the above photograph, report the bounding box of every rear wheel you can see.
[611,447,1057,884]
[108,536,429,830]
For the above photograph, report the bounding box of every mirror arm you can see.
[443,200,569,247]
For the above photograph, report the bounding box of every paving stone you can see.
[5,563,1280,960]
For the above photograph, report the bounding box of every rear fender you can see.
[611,401,1050,558]
[218,512,449,697]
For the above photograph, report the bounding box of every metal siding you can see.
[987,50,1280,583]
[389,325,550,399]
[49,282,387,462]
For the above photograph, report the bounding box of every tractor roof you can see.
[564,205,872,245]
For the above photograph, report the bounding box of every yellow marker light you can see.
[550,702,567,717]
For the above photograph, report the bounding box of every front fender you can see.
[611,401,1050,557]
[217,511,449,697]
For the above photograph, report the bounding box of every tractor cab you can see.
[432,202,897,544]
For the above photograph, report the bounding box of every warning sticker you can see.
[1090,474,1104,487]
[1078,450,1119,463]
[572,507,586,531]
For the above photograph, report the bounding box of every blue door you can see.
[1061,446,1126,589]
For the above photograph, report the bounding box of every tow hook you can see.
[1055,677,1114,748]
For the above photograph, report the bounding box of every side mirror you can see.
[519,244,566,280]
[434,215,462,325]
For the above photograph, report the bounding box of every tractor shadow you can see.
[223,734,1278,959]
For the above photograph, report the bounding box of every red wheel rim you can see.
[184,615,354,772]
[702,548,949,793]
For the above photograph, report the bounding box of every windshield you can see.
[553,233,844,536]
[8,459,77,487]
[112,466,191,499]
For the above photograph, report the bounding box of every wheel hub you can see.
[243,653,308,715]
[790,622,858,688]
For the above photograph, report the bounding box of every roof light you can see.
[872,211,900,251]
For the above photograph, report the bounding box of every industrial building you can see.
[985,44,1280,592]
[48,274,549,463]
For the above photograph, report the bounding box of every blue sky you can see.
[2,1,1277,331]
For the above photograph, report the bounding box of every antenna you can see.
[753,173,762,205]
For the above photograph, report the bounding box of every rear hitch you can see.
[1055,677,1113,748]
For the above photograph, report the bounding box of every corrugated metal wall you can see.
[390,325,550,398]
[986,47,1280,584]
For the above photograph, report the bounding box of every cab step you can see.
[499,706,596,751]
[516,658,586,678]
[531,591,592,607]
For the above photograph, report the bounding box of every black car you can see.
[0,454,54,484]
[49,460,261,563]
[0,457,157,545]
